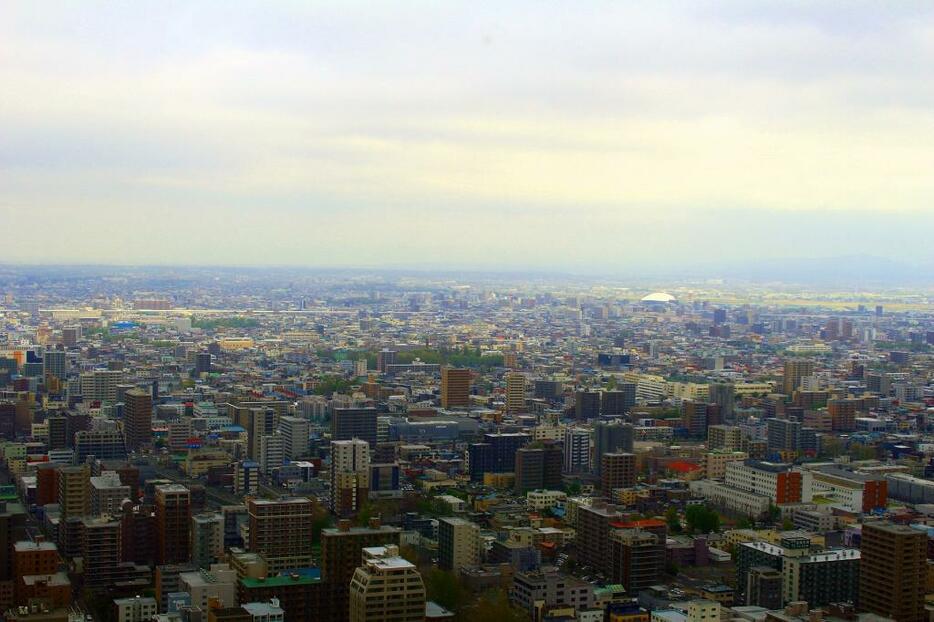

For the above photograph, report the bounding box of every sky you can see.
[1,1,933,272]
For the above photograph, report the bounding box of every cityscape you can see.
[2,2,934,622]
[0,267,930,622]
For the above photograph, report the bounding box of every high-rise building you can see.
[593,422,634,476]
[440,367,471,409]
[332,408,378,447]
[195,353,212,375]
[191,513,224,569]
[349,545,425,622]
[736,534,859,607]
[437,517,479,571]
[504,372,527,414]
[576,503,622,577]
[124,388,153,451]
[514,445,562,494]
[766,418,801,453]
[155,484,191,565]
[58,465,90,519]
[258,433,284,475]
[601,453,636,494]
[828,398,857,432]
[467,433,530,481]
[89,471,130,516]
[609,528,665,593]
[80,369,123,403]
[782,360,814,396]
[229,404,277,461]
[601,386,635,417]
[43,349,66,381]
[563,427,591,474]
[330,439,371,516]
[279,416,310,460]
[707,425,742,451]
[575,391,601,420]
[860,521,926,622]
[681,400,709,438]
[75,429,128,463]
[708,383,735,421]
[376,350,397,374]
[81,516,122,588]
[247,498,314,574]
[321,519,402,622]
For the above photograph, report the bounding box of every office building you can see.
[43,350,66,381]
[860,521,926,622]
[81,516,122,588]
[576,503,623,577]
[89,472,130,516]
[191,513,224,569]
[681,400,709,438]
[828,399,857,432]
[782,360,814,395]
[440,367,471,409]
[349,545,425,622]
[332,408,378,447]
[514,445,562,494]
[593,422,634,476]
[331,439,371,515]
[248,498,314,573]
[601,386,636,417]
[575,391,601,420]
[504,372,527,414]
[80,369,123,403]
[609,529,664,593]
[510,570,594,615]
[230,405,277,461]
[321,520,402,622]
[58,465,90,519]
[563,427,591,474]
[123,388,152,451]
[437,517,479,571]
[75,430,128,463]
[155,484,191,565]
[278,416,310,460]
[467,433,529,481]
[725,461,802,504]
[602,453,636,494]
[736,534,859,607]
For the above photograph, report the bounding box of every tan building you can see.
[57,465,90,519]
[707,425,742,451]
[440,367,471,409]
[783,360,814,396]
[437,517,479,571]
[702,451,747,480]
[123,388,152,451]
[859,521,926,622]
[247,497,313,574]
[349,545,425,622]
[602,453,636,494]
[505,372,527,414]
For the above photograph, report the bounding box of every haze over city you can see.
[2,2,933,273]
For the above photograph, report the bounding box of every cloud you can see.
[0,1,932,268]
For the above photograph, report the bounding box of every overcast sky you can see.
[2,1,933,271]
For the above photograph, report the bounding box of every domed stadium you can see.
[640,292,676,304]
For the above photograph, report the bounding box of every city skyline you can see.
[2,2,934,269]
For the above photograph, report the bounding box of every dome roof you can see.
[640,292,676,303]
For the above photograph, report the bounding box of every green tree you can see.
[425,568,471,612]
[462,589,526,622]
[685,504,720,534]
[665,506,682,534]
